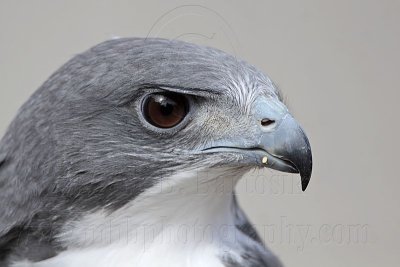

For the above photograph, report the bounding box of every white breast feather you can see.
[12,168,249,267]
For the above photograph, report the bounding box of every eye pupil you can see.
[142,92,188,129]
[160,102,173,116]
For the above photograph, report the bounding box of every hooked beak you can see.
[259,114,312,191]
[202,113,312,191]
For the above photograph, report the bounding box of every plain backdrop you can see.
[0,1,399,266]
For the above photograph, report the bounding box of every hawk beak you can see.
[258,114,312,191]
[201,112,312,191]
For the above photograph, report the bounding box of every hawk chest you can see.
[12,169,256,267]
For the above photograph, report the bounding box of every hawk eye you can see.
[142,92,189,129]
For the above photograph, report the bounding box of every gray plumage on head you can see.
[0,38,311,266]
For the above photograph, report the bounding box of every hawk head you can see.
[2,37,312,216]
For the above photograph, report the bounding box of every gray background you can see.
[0,0,399,266]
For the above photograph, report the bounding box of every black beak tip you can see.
[300,159,312,191]
[301,177,310,191]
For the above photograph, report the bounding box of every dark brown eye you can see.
[142,92,189,128]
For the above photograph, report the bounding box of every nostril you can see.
[261,118,275,127]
